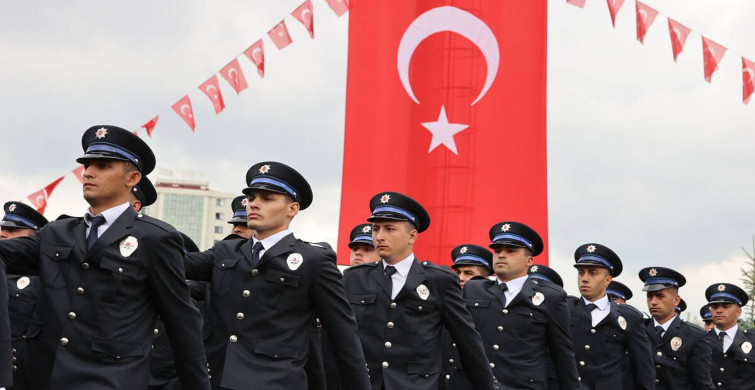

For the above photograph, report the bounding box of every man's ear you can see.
[287,201,300,218]
[125,171,141,188]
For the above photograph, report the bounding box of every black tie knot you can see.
[384,265,397,278]
[499,283,508,293]
[85,214,107,251]
[719,332,727,342]
[251,241,264,267]
[587,303,598,312]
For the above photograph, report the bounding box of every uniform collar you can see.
[715,324,738,339]
[497,274,528,291]
[653,314,677,331]
[85,202,130,226]
[383,252,414,278]
[252,229,291,250]
[583,294,610,311]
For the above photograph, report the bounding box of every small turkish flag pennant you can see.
[219,59,248,94]
[702,37,727,83]
[28,176,64,215]
[268,21,293,50]
[243,39,265,77]
[635,1,658,44]
[325,0,349,17]
[606,0,625,27]
[199,75,226,113]
[73,165,85,185]
[742,57,755,104]
[142,116,159,137]
[566,0,586,7]
[667,18,691,62]
[292,0,315,39]
[172,95,196,132]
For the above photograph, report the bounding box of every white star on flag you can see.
[421,106,469,155]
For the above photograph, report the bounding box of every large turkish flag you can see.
[338,1,548,267]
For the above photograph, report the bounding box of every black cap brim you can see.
[76,152,132,165]
[348,240,374,249]
[642,283,676,292]
[707,298,740,306]
[489,239,529,249]
[242,184,293,198]
[367,214,419,228]
[0,220,28,228]
[227,217,247,224]
[573,261,612,270]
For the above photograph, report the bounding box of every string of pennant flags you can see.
[19,0,754,215]
[21,0,349,215]
[566,0,755,102]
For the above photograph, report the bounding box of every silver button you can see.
[418,306,422,311]
[382,361,389,368]
[490,363,495,368]
[82,263,90,270]
[655,379,660,383]
[590,329,596,334]
[390,302,397,309]
[720,367,724,372]
[579,361,585,366]
[76,287,84,295]
[243,290,250,297]
[229,335,238,342]
[55,253,59,257]
[280,277,285,282]
[236,313,245,320]
[387,322,394,328]
[67,312,76,320]
[657,352,662,357]
[118,267,123,273]
[452,343,456,348]
[584,345,590,351]
[60,338,69,346]
[154,329,159,335]
[251,269,259,276]
[384,342,392,348]
[493,344,499,351]
[474,303,479,307]
[497,326,503,332]
[502,309,509,314]
[656,365,660,369]
[449,359,454,364]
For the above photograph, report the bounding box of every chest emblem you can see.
[531,292,545,306]
[287,253,303,271]
[743,341,752,354]
[618,315,627,330]
[16,276,30,290]
[670,336,682,351]
[119,236,139,257]
[416,284,430,300]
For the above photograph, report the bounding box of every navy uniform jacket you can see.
[0,208,211,390]
[568,297,655,390]
[183,233,370,390]
[447,278,580,390]
[7,273,41,390]
[644,316,714,389]
[707,328,755,389]
[343,259,497,390]
[0,263,12,387]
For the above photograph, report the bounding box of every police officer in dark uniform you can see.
[348,223,380,265]
[700,304,715,331]
[0,125,210,390]
[526,263,567,390]
[183,161,370,390]
[450,222,579,390]
[638,266,714,389]
[226,195,253,239]
[676,298,687,315]
[569,243,654,389]
[704,283,755,389]
[0,202,49,390]
[606,280,633,304]
[128,175,158,213]
[343,192,496,390]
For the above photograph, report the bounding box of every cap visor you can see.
[0,220,25,228]
[242,184,291,198]
[707,298,740,306]
[642,284,672,292]
[489,240,528,249]
[76,153,131,165]
[573,261,611,270]
[227,217,247,224]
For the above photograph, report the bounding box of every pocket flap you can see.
[43,244,74,261]
[263,270,301,287]
[91,336,144,358]
[212,257,240,270]
[407,359,441,375]
[99,256,140,279]
[254,339,299,359]
[349,293,377,305]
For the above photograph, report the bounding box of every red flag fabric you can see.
[338,2,549,267]
[635,1,658,44]
[199,75,226,113]
[325,0,349,17]
[172,95,196,132]
[219,59,248,94]
[243,39,265,77]
[566,0,586,8]
[667,18,691,62]
[133,130,139,136]
[268,21,293,50]
[292,0,315,39]
[702,37,727,83]
[742,57,755,104]
[73,165,85,185]
[28,176,64,214]
[142,116,159,137]
[606,0,625,27]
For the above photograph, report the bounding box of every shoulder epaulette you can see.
[135,213,176,232]
[420,260,454,274]
[343,262,379,272]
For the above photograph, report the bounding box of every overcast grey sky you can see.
[1,0,754,320]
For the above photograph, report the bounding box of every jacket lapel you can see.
[257,233,296,267]
[596,300,621,328]
[394,258,425,301]
[645,320,661,345]
[373,262,391,298]
[239,239,254,266]
[487,280,503,307]
[73,218,87,258]
[574,297,592,326]
[87,207,136,259]
[508,278,536,308]
[662,316,682,342]
[730,329,747,353]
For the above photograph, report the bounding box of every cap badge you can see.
[742,341,752,354]
[586,245,596,253]
[8,204,16,212]
[670,337,682,351]
[95,127,108,139]
[119,236,139,257]
[460,246,468,254]
[648,268,658,277]
[241,198,249,207]
[500,223,511,232]
[618,316,627,330]
[380,194,391,204]
[16,276,30,290]
[717,284,726,292]
[532,292,545,306]
[362,225,371,233]
[258,164,271,174]
[287,253,304,271]
[416,284,430,300]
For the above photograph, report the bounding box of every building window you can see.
[215,212,224,220]
[214,226,224,234]
[216,199,225,207]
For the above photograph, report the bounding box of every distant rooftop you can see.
[154,168,209,190]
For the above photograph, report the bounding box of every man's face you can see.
[245,190,298,236]
[491,245,531,281]
[82,159,140,208]
[646,288,679,323]
[454,265,489,288]
[704,321,715,331]
[349,243,380,265]
[232,223,254,239]
[710,302,742,330]
[371,220,416,263]
[577,266,612,301]
[0,226,34,240]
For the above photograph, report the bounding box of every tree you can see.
[740,236,755,329]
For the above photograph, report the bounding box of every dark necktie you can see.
[499,283,509,307]
[587,303,598,312]
[251,241,264,267]
[86,215,106,252]
[384,265,397,296]
[656,325,665,339]
[719,332,727,350]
